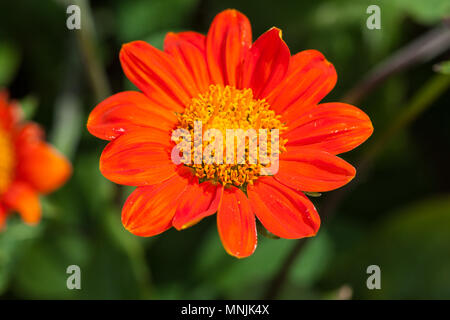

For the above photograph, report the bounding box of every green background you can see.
[0,0,449,299]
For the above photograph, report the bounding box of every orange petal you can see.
[0,91,22,131]
[122,171,189,237]
[284,102,374,155]
[87,91,178,141]
[175,31,206,52]
[172,180,222,230]
[240,27,290,99]
[100,128,177,186]
[120,41,197,113]
[206,9,252,86]
[248,177,320,239]
[14,123,44,147]
[164,32,211,95]
[16,140,72,194]
[267,50,337,123]
[217,186,256,258]
[275,147,356,192]
[2,181,41,225]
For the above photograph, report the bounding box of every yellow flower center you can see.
[0,128,14,195]
[176,85,287,187]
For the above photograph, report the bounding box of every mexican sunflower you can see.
[0,92,72,229]
[87,9,373,258]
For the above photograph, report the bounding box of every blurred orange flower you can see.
[0,91,71,229]
[87,9,373,258]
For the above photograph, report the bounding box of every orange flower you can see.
[0,91,72,228]
[87,10,373,258]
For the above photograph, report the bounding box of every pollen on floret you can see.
[175,84,288,187]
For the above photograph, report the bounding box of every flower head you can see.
[87,9,373,258]
[0,91,72,228]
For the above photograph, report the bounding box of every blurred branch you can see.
[50,49,83,159]
[358,73,450,170]
[72,0,111,100]
[69,0,128,214]
[263,73,450,300]
[344,24,450,105]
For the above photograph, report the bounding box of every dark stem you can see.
[263,239,307,299]
[73,0,111,101]
[343,24,450,105]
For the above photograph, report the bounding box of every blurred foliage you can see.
[435,61,450,75]
[0,43,20,87]
[0,0,449,300]
[116,0,199,42]
[393,0,450,24]
[322,195,450,299]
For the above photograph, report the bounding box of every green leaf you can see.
[0,43,20,87]
[19,96,38,120]
[434,61,450,75]
[12,228,89,299]
[74,154,115,213]
[101,207,152,298]
[392,0,450,24]
[0,218,42,295]
[289,231,333,287]
[81,234,146,299]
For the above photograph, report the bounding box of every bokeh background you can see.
[0,0,449,299]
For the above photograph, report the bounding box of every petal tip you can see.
[268,27,283,39]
